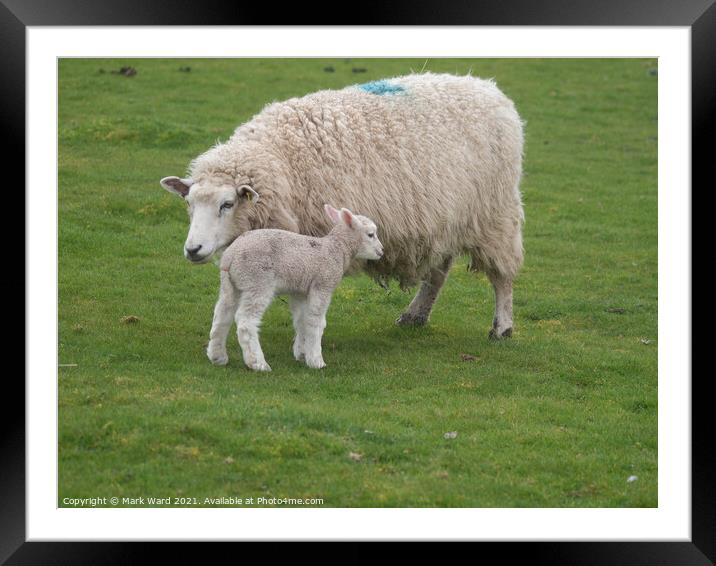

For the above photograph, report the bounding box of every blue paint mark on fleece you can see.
[357,80,405,95]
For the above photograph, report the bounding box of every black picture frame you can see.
[6,0,710,562]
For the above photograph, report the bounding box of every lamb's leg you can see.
[289,295,307,362]
[207,273,239,366]
[235,290,274,372]
[396,257,453,326]
[487,270,514,339]
[302,291,331,369]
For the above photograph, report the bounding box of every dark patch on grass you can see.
[567,483,600,499]
[628,400,653,413]
[567,375,596,388]
[111,66,137,77]
[525,310,564,321]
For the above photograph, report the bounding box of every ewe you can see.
[206,205,383,371]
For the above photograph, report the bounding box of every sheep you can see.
[161,72,524,339]
[206,205,384,371]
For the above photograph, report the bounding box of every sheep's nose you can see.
[186,244,203,258]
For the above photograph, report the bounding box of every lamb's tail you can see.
[219,269,239,302]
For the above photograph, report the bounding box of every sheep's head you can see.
[160,176,258,264]
[324,204,384,261]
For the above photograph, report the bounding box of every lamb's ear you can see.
[237,185,260,203]
[324,204,341,224]
[340,208,355,229]
[160,176,193,198]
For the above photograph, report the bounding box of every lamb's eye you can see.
[368,232,375,238]
[220,201,234,211]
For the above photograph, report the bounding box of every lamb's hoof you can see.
[488,327,513,340]
[208,351,229,366]
[305,357,326,369]
[396,312,428,326]
[248,361,272,372]
[292,347,305,362]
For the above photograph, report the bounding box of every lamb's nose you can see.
[186,244,203,257]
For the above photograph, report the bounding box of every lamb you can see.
[206,205,384,371]
[161,72,524,339]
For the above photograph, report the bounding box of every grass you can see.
[58,58,658,507]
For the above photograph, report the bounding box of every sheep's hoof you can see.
[208,351,229,366]
[395,312,428,326]
[248,361,272,372]
[488,327,513,340]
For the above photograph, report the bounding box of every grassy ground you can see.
[58,58,658,507]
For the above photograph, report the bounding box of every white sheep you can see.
[206,205,383,371]
[161,72,524,340]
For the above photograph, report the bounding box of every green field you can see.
[58,58,658,507]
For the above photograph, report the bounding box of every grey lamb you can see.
[206,205,383,371]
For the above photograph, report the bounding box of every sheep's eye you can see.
[220,201,234,211]
[368,232,375,238]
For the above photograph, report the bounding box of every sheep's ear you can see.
[324,204,341,224]
[340,208,355,229]
[160,176,193,198]
[237,185,260,203]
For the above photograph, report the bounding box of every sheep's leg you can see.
[487,270,514,339]
[235,290,274,372]
[207,274,239,366]
[289,295,307,362]
[302,291,331,369]
[396,257,453,326]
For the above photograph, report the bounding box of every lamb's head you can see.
[160,176,259,263]
[324,204,384,261]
